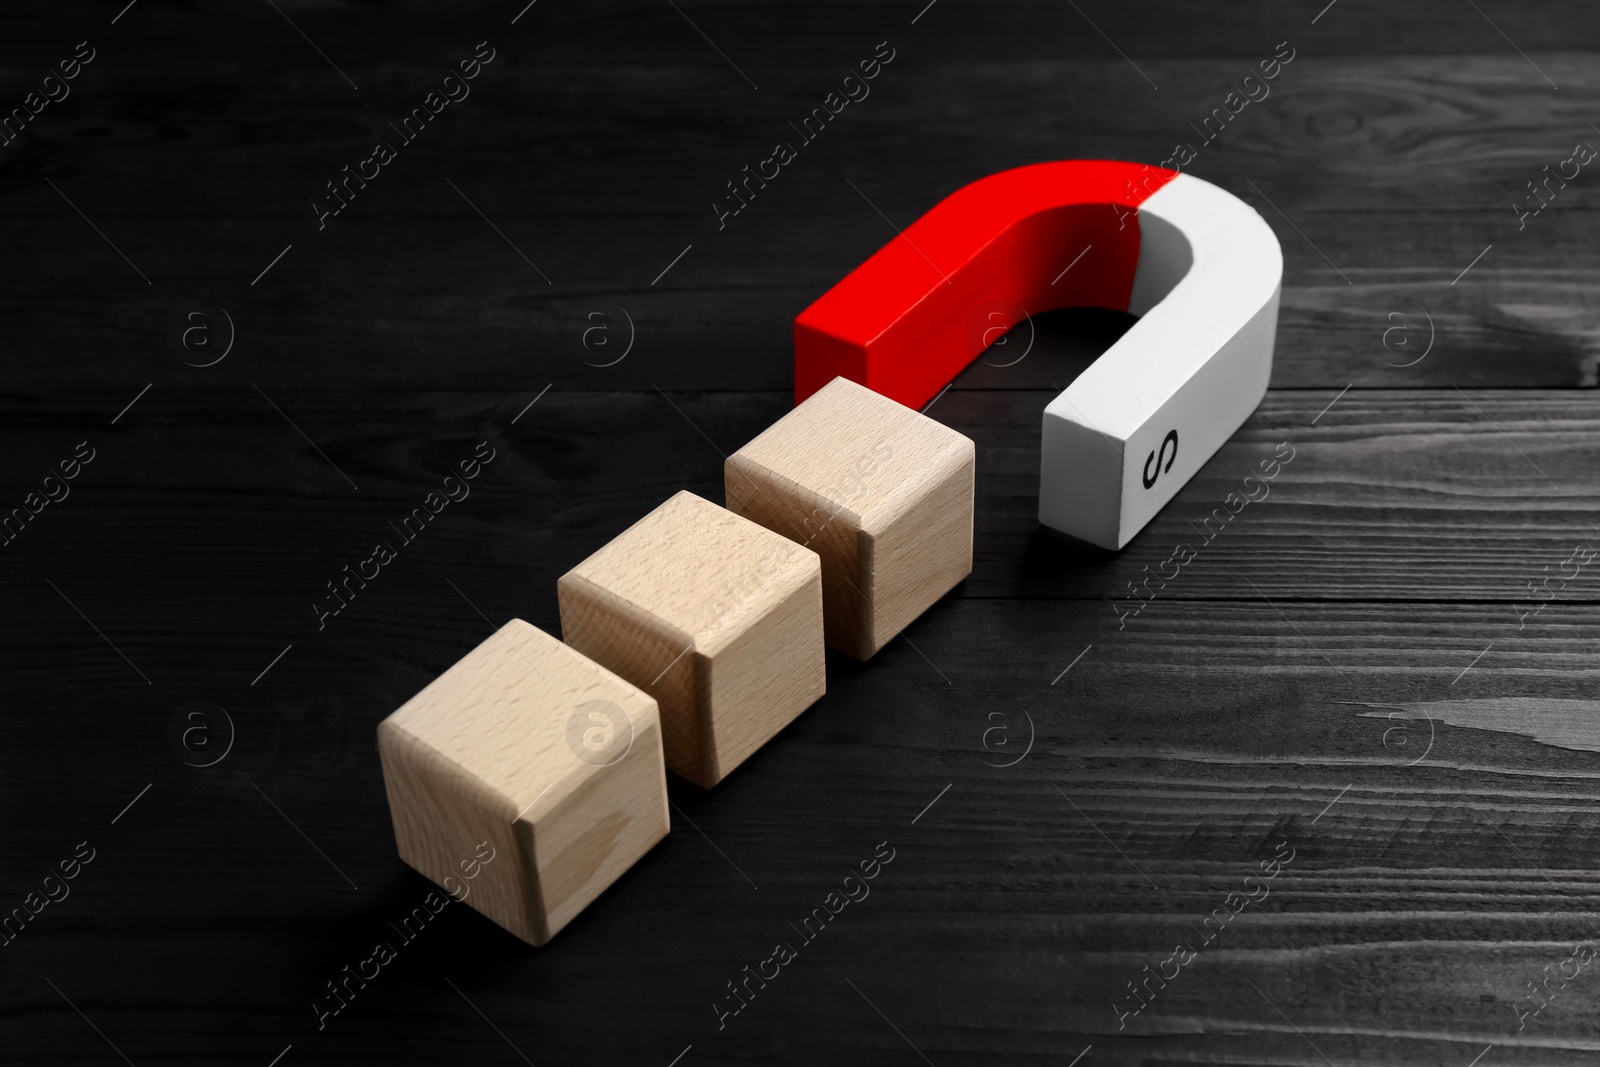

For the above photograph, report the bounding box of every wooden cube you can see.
[558,490,824,788]
[377,619,668,946]
[725,376,974,660]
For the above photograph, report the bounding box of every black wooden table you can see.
[4,2,1599,1064]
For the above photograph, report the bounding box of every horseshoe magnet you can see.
[795,160,1283,550]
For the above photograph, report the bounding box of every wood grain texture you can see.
[378,618,667,944]
[7,46,1600,392]
[3,0,1599,1063]
[727,376,974,658]
[559,490,825,787]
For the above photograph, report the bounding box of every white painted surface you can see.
[1038,172,1283,549]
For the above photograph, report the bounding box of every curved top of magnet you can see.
[796,160,1281,416]
[793,160,1284,549]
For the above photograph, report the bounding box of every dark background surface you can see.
[4,1,1600,1064]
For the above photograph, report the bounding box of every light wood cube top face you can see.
[382,619,659,823]
[562,490,819,656]
[728,376,974,535]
